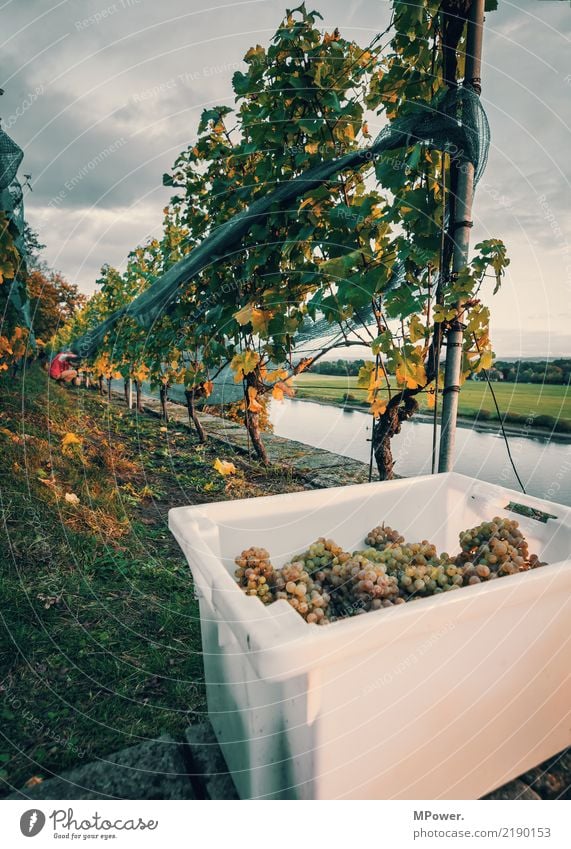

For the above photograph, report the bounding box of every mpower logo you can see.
[20,809,46,837]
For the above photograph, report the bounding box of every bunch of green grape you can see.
[297,537,352,573]
[322,551,402,618]
[234,517,546,624]
[361,542,463,597]
[364,524,405,551]
[456,517,544,582]
[274,560,332,624]
[396,554,464,596]
[234,546,275,605]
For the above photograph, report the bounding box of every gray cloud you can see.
[1,0,570,356]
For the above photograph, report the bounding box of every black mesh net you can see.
[372,85,490,185]
[72,86,490,357]
[0,126,32,336]
[0,128,24,191]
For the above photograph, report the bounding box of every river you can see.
[269,398,571,507]
[114,379,570,507]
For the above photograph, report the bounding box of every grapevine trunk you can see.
[373,395,419,480]
[159,384,169,422]
[185,389,206,443]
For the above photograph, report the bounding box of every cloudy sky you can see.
[1,0,570,356]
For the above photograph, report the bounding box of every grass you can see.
[0,366,303,795]
[293,374,571,432]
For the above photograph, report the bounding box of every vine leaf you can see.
[230,350,260,382]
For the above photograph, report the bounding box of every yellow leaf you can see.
[61,432,82,450]
[305,142,319,154]
[266,368,288,384]
[133,364,150,382]
[203,380,214,398]
[395,350,427,390]
[357,361,376,389]
[234,305,253,325]
[234,304,271,334]
[409,314,426,344]
[433,305,457,323]
[247,386,263,413]
[478,349,494,371]
[271,379,295,402]
[213,458,237,476]
[370,398,387,417]
[230,350,260,382]
[64,492,80,506]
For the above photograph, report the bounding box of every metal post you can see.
[438,0,485,473]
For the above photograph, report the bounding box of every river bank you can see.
[115,379,571,504]
[290,394,571,443]
[293,373,571,436]
[269,397,571,507]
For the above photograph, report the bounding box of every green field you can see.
[293,374,571,432]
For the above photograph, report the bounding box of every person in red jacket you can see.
[49,352,79,382]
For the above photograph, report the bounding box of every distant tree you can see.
[27,269,87,343]
[24,223,47,270]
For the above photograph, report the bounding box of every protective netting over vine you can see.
[71,85,490,358]
[0,128,24,191]
[0,125,32,335]
[372,86,489,186]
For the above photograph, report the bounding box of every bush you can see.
[533,414,571,433]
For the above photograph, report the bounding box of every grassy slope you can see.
[0,366,302,795]
[293,374,571,430]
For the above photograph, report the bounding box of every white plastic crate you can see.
[168,472,571,800]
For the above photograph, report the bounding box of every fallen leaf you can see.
[213,458,237,476]
[61,432,82,450]
[64,492,80,506]
[24,776,43,788]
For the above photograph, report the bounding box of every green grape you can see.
[234,546,276,605]
[457,517,544,582]
[365,524,405,551]
[234,516,547,623]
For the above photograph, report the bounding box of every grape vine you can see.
[60,1,508,474]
